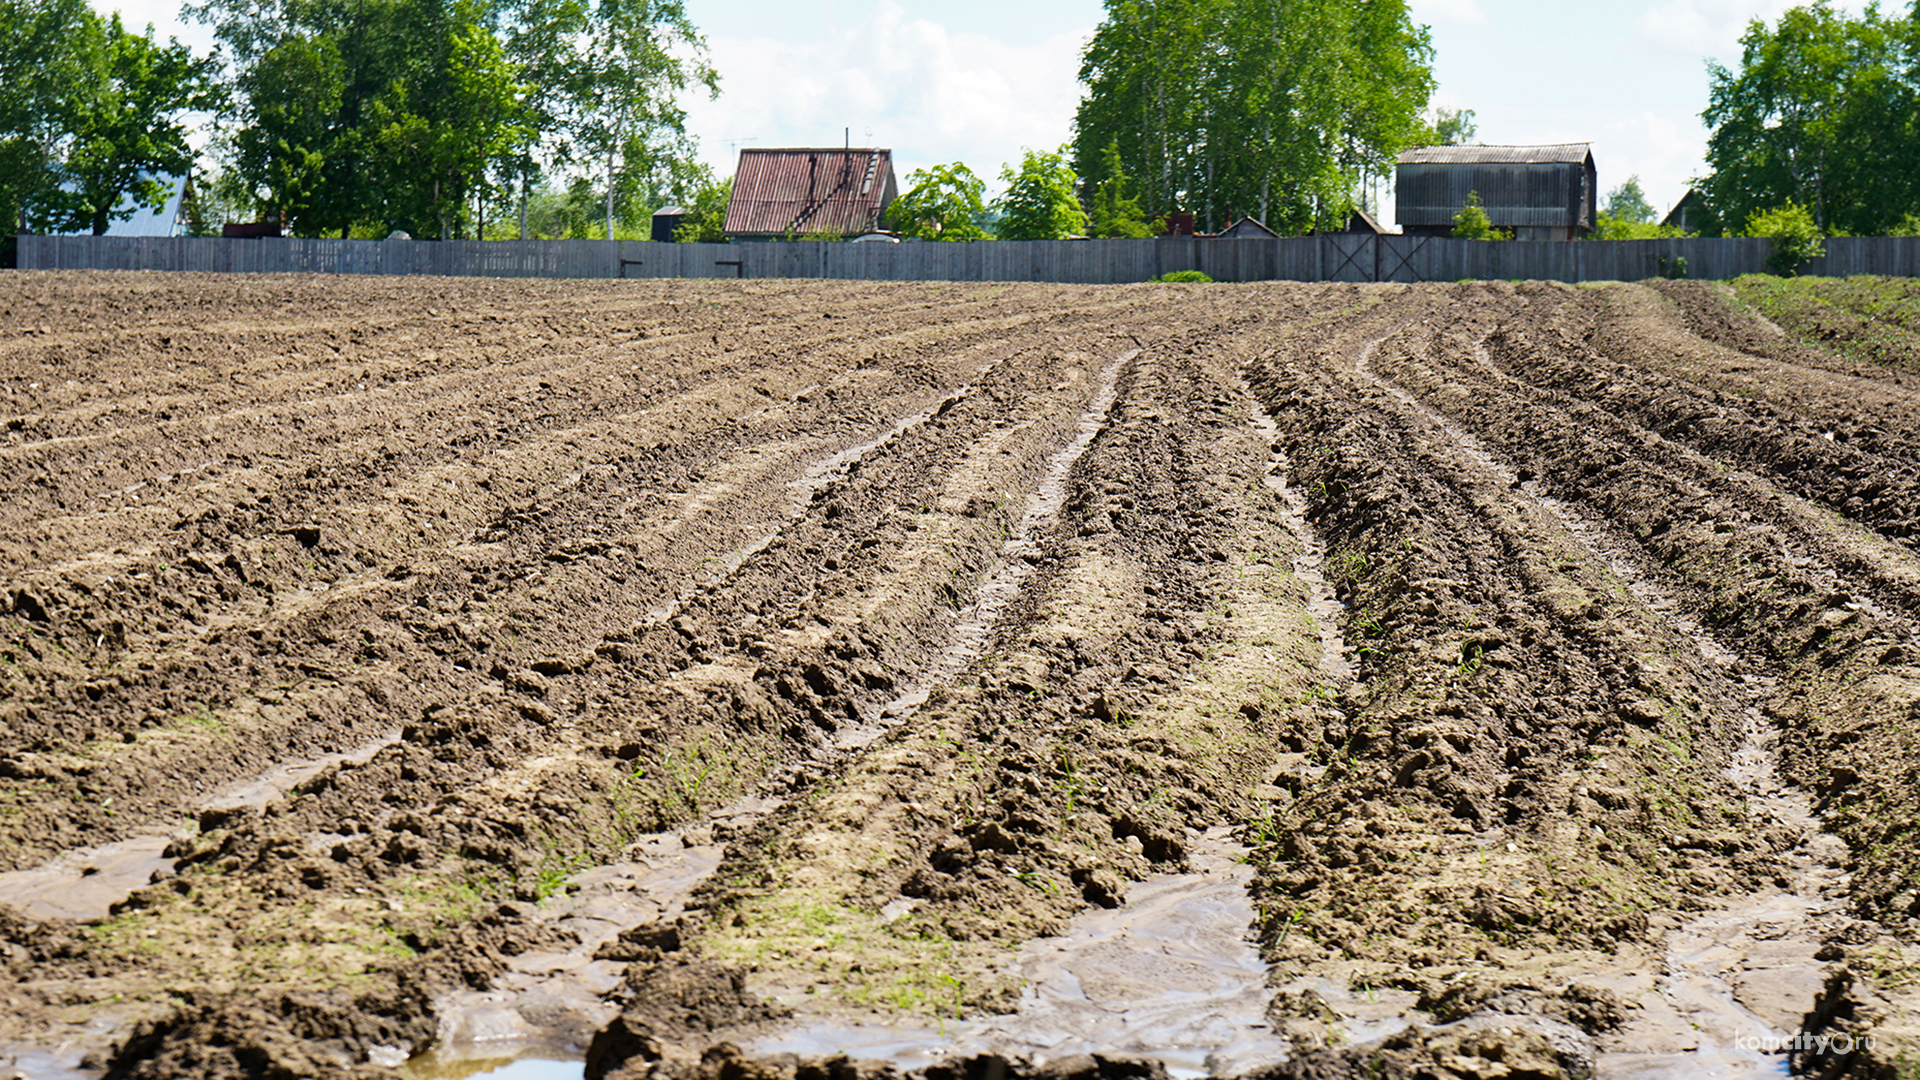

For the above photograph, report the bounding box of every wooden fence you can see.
[16,233,1920,284]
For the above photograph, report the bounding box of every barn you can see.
[1395,144,1597,241]
[723,148,899,242]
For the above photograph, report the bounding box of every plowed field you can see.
[0,273,1915,1080]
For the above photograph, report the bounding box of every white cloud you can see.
[1598,109,1709,219]
[683,0,1092,189]
[1633,0,1868,58]
[1409,0,1489,27]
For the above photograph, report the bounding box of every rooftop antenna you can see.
[724,137,757,158]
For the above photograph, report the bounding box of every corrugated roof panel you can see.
[1397,143,1592,166]
[725,149,897,237]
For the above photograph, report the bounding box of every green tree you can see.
[1088,141,1153,238]
[1604,175,1655,224]
[1074,0,1434,235]
[231,35,344,233]
[51,16,224,236]
[364,2,533,239]
[1745,202,1825,275]
[673,174,731,242]
[889,162,988,241]
[995,146,1087,241]
[1702,2,1920,236]
[0,0,104,232]
[1451,190,1509,241]
[1431,106,1476,146]
[192,0,716,239]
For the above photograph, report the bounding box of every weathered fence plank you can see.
[16,233,1920,283]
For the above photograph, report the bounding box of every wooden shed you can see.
[1395,144,1596,241]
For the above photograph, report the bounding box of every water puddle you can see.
[744,827,1289,1078]
[417,354,1141,1077]
[1353,335,1846,1078]
[0,731,402,923]
[404,824,735,1074]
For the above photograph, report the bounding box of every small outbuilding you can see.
[1395,144,1596,241]
[651,205,687,242]
[1215,216,1279,240]
[723,148,898,241]
[1662,189,1710,235]
[1337,207,1388,235]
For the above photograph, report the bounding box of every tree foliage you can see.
[1451,191,1509,241]
[673,173,730,242]
[1745,202,1826,275]
[995,147,1087,241]
[1088,141,1154,238]
[189,0,716,238]
[1702,1,1920,237]
[1074,0,1434,235]
[0,0,219,235]
[1431,106,1476,146]
[889,162,988,241]
[1604,175,1655,224]
[1589,174,1692,239]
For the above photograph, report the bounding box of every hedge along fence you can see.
[16,233,1920,283]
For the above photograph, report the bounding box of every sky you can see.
[101,0,1869,228]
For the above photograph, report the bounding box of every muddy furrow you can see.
[1233,286,1856,1076]
[0,277,1041,437]
[560,320,1349,1078]
[0,308,1157,1073]
[1481,284,1920,545]
[1379,286,1920,929]
[0,301,1162,872]
[1328,285,1920,1076]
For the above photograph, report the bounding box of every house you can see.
[723,148,898,241]
[1215,216,1279,240]
[1663,189,1710,235]
[1337,206,1388,235]
[55,172,194,237]
[1395,144,1596,241]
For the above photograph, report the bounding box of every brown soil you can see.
[0,272,1915,1080]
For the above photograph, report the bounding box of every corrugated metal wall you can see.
[1398,162,1585,229]
[16,234,1920,283]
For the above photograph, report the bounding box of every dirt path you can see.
[0,273,1914,1080]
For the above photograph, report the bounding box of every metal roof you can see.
[55,172,190,237]
[725,148,897,238]
[1397,143,1592,166]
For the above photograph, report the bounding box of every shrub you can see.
[1451,191,1510,241]
[1152,270,1213,283]
[1744,203,1825,276]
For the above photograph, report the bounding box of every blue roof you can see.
[55,173,189,237]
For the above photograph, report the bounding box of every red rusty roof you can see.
[724,148,898,238]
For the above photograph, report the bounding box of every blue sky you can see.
[109,0,1861,226]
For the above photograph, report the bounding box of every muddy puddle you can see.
[1353,337,1847,1079]
[402,822,735,1074]
[742,827,1289,1078]
[0,731,401,923]
[414,355,1140,1077]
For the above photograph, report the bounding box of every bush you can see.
[1744,203,1825,276]
[1451,191,1510,241]
[1151,270,1213,283]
